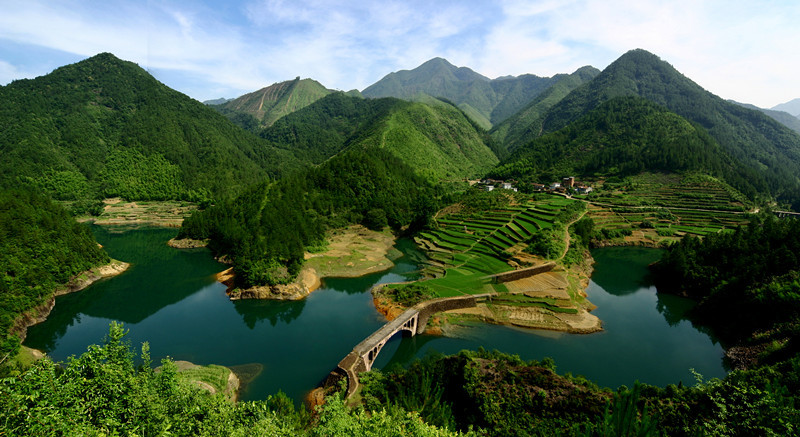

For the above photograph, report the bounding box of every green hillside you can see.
[178,146,437,288]
[490,66,600,153]
[532,49,800,208]
[181,95,498,287]
[0,188,109,358]
[0,53,300,202]
[260,92,400,164]
[362,57,564,129]
[350,101,499,180]
[218,77,332,128]
[263,93,498,179]
[731,101,800,134]
[493,96,763,197]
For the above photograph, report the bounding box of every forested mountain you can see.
[731,101,800,134]
[491,96,764,198]
[0,188,109,358]
[203,97,232,105]
[489,66,600,154]
[513,49,800,208]
[772,97,800,117]
[217,77,332,129]
[362,57,568,129]
[262,92,499,179]
[0,53,301,202]
[179,146,439,288]
[182,93,498,287]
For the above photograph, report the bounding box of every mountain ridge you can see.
[219,77,332,128]
[0,52,301,202]
[362,57,574,129]
[522,48,800,208]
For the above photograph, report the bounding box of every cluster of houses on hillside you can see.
[477,176,593,195]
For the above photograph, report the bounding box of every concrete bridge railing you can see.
[326,293,493,398]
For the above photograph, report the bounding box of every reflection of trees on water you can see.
[655,293,722,348]
[233,299,306,329]
[374,332,441,371]
[92,226,179,264]
[655,293,694,327]
[24,226,223,350]
[590,247,663,296]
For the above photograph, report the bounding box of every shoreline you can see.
[372,252,602,336]
[11,259,130,347]
[218,225,398,301]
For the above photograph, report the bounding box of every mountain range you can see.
[772,98,800,117]
[216,77,332,128]
[361,57,584,130]
[0,53,302,202]
[3,48,800,212]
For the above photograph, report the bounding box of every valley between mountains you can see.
[2,48,800,435]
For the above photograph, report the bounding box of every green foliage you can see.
[653,214,800,343]
[0,53,302,202]
[0,187,109,360]
[261,92,401,164]
[490,66,600,153]
[383,283,435,307]
[571,217,595,247]
[1,323,467,436]
[362,57,565,129]
[492,96,766,205]
[584,383,661,437]
[520,49,800,209]
[179,147,437,287]
[361,349,609,436]
[526,225,566,259]
[220,77,332,128]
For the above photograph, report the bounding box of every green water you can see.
[24,228,726,403]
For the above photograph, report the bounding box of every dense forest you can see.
[218,77,332,129]
[363,57,567,130]
[260,92,403,164]
[491,96,766,200]
[652,214,800,350]
[179,147,438,287]
[0,53,302,203]
[518,49,800,209]
[0,188,109,359]
[2,50,800,435]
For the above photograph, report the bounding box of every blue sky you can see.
[1,0,798,108]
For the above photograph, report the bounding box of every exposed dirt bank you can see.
[81,198,198,227]
[11,260,130,344]
[222,225,397,301]
[167,237,209,248]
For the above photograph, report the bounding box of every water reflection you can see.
[233,299,306,328]
[590,246,662,295]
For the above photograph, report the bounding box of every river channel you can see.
[24,226,726,402]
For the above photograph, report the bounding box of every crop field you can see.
[415,194,577,297]
[586,174,752,242]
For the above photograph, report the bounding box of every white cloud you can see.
[0,0,797,106]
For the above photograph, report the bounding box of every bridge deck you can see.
[354,308,419,355]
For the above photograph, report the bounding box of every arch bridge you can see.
[324,293,493,398]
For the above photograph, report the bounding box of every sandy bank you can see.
[11,260,130,345]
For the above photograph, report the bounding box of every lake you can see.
[24,226,726,402]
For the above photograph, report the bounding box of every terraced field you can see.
[587,174,752,241]
[414,195,577,297]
